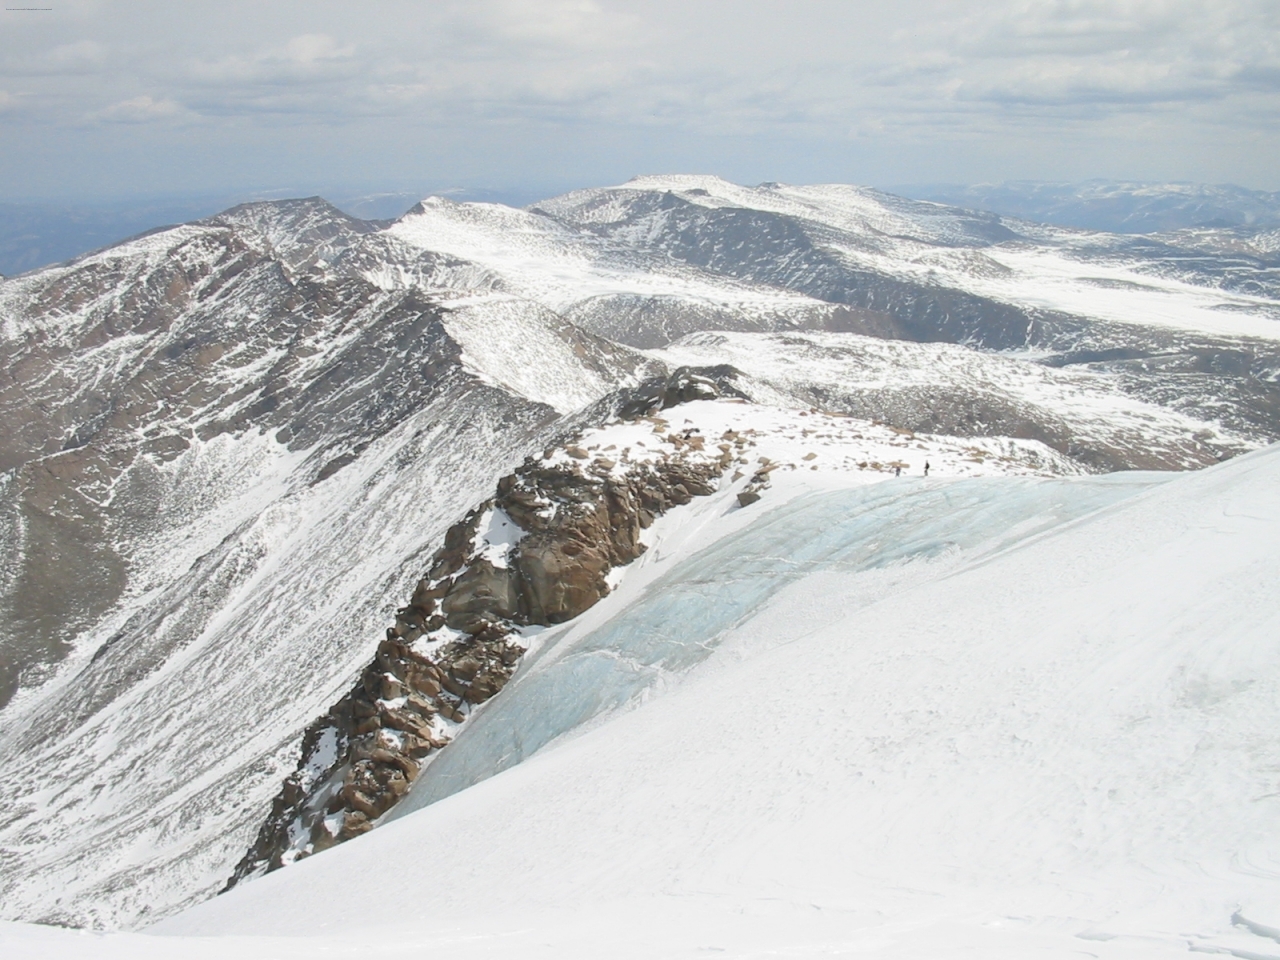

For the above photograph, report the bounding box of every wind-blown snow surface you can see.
[535,175,1280,341]
[12,441,1266,959]
[360,176,1280,349]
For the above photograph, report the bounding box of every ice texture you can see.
[396,472,1162,815]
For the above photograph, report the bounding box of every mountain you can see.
[0,197,253,278]
[8,435,1280,960]
[899,179,1280,234]
[0,189,545,279]
[1,176,1280,933]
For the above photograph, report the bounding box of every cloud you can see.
[931,0,1280,110]
[49,39,107,66]
[1,0,1278,195]
[92,94,187,124]
[189,32,356,85]
[281,33,351,63]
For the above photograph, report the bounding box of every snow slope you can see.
[383,194,828,319]
[538,175,1280,342]
[38,440,1261,958]
[0,200,659,928]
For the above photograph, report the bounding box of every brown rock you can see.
[343,786,382,820]
[404,691,438,716]
[340,812,372,837]
[441,558,519,630]
[379,675,404,700]
[409,578,447,610]
[229,417,734,887]
[406,672,441,697]
[515,533,611,623]
[466,671,508,703]
[450,656,483,682]
[382,707,432,740]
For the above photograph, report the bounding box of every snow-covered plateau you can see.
[2,175,1280,951]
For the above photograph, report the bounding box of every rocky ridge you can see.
[229,378,735,882]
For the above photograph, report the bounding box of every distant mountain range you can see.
[5,180,1279,278]
[898,179,1280,234]
[0,189,542,278]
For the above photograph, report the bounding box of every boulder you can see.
[379,675,403,700]
[441,558,519,629]
[466,671,507,703]
[515,533,612,623]
[339,811,372,838]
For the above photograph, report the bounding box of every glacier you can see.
[396,470,1164,815]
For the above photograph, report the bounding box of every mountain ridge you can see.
[2,175,1280,930]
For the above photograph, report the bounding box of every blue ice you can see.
[394,472,1166,817]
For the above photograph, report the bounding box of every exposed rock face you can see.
[228,387,727,884]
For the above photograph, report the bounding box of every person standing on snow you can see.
[924,460,930,476]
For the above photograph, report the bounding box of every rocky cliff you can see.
[229,378,732,882]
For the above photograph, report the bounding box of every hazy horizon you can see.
[2,1,1278,206]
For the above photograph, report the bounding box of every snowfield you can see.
[5,438,1276,959]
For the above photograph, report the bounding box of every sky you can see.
[1,0,1278,204]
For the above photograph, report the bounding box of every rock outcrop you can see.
[228,381,730,885]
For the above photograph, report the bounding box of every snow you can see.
[545,398,1078,481]
[393,469,1158,816]
[4,178,1280,943]
[0,388,563,929]
[439,295,653,413]
[30,440,1263,959]
[536,176,1280,342]
[386,194,827,317]
[947,242,1280,341]
[475,506,524,570]
[543,175,981,246]
[650,331,1256,468]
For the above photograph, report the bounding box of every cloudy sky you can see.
[1,0,1277,203]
